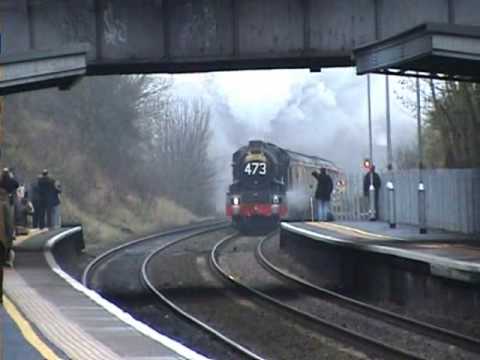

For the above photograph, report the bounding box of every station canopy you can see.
[0,46,87,96]
[354,23,480,81]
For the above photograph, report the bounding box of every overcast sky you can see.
[172,68,417,168]
[169,68,419,205]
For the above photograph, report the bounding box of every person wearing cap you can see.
[37,169,55,229]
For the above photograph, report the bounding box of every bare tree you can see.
[397,79,480,168]
[141,98,216,215]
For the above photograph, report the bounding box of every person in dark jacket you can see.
[37,169,55,229]
[0,239,4,294]
[0,187,10,269]
[31,175,41,228]
[363,165,382,220]
[312,168,334,221]
[0,168,19,195]
[0,168,18,267]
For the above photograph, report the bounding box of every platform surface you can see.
[282,221,480,282]
[1,228,207,360]
[1,298,46,360]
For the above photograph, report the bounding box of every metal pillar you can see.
[416,76,427,234]
[367,75,376,220]
[385,75,396,228]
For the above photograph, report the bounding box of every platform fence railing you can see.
[333,169,480,234]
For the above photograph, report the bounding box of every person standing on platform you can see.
[0,238,4,301]
[30,175,41,228]
[0,168,19,266]
[363,165,382,221]
[51,180,62,229]
[312,168,334,221]
[0,188,4,294]
[0,168,19,237]
[38,169,54,229]
[0,168,19,267]
[0,185,10,270]
[15,188,33,235]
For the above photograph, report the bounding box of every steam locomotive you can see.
[226,140,342,230]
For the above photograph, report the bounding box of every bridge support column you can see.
[416,76,427,234]
[367,75,377,220]
[385,75,396,228]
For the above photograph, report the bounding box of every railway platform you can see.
[1,227,209,360]
[281,221,480,283]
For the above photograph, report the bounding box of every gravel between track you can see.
[259,234,479,359]
[262,233,480,338]
[86,228,244,359]
[149,231,369,360]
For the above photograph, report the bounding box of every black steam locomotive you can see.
[226,140,341,229]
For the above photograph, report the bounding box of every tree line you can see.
[396,80,480,170]
[3,75,215,217]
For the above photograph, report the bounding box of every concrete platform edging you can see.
[44,227,211,360]
[281,222,480,280]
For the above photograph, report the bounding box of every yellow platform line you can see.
[307,222,394,240]
[3,295,61,360]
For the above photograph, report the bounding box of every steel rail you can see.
[142,232,265,360]
[82,219,228,287]
[256,234,480,355]
[211,233,423,360]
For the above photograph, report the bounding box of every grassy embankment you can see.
[4,92,198,252]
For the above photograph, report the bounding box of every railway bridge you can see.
[2,0,480,94]
[1,2,480,359]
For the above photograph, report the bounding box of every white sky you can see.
[169,67,420,210]
[171,67,418,166]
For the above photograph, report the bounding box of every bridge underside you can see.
[2,0,480,94]
[88,55,346,75]
[355,23,480,81]
[0,47,87,96]
[3,0,480,75]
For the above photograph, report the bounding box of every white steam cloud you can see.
[170,68,417,211]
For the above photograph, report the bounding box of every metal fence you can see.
[333,173,370,221]
[334,169,480,234]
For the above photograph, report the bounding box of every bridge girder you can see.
[0,46,87,95]
[1,0,480,78]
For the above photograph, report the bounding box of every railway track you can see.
[142,231,263,360]
[256,234,480,356]
[85,224,480,360]
[212,233,422,360]
[213,232,479,360]
[143,230,383,360]
[82,219,228,287]
[82,220,244,359]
